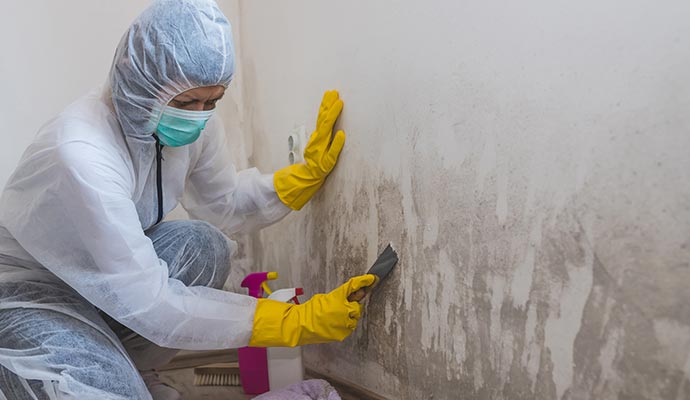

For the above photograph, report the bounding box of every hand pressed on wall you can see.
[273,90,346,210]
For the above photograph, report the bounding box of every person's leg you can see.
[0,364,51,400]
[146,219,233,289]
[0,307,150,400]
[103,220,233,398]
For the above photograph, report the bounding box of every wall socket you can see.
[287,125,307,164]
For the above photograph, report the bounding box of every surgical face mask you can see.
[155,106,215,147]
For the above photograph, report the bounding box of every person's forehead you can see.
[175,85,225,99]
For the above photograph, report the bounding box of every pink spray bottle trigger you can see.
[241,272,278,298]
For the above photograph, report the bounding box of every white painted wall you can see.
[0,1,152,188]
[231,1,690,399]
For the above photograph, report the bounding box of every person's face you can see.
[168,85,226,111]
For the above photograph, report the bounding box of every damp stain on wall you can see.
[250,138,690,399]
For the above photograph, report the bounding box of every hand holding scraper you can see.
[348,244,399,302]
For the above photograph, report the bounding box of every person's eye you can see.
[173,100,194,107]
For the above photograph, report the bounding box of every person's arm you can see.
[182,116,291,235]
[5,138,372,349]
[185,90,346,230]
[6,139,256,350]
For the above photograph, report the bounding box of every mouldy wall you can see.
[221,1,690,399]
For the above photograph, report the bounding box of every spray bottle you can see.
[238,271,278,395]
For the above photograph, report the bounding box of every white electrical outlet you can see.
[287,125,307,164]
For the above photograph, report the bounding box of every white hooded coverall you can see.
[0,0,290,398]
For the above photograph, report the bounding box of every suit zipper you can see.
[155,137,164,225]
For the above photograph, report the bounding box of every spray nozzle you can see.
[268,288,304,304]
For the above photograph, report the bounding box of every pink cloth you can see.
[253,379,341,400]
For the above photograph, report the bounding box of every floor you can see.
[156,351,376,400]
[157,366,370,400]
[159,367,251,400]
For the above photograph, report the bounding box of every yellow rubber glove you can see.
[248,274,376,347]
[274,90,346,210]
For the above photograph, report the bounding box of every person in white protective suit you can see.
[0,0,376,399]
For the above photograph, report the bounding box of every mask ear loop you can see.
[149,85,185,137]
[149,100,169,138]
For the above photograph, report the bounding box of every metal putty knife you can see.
[347,244,399,302]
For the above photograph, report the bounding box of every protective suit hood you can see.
[109,0,235,140]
